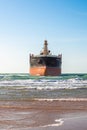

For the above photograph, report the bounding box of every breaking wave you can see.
[0,73,87,90]
[0,73,87,99]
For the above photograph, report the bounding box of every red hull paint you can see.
[30,66,61,76]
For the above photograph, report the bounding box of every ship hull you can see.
[29,40,62,76]
[30,66,61,76]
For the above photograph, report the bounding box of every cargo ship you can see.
[29,40,62,76]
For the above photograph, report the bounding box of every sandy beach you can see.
[0,99,87,130]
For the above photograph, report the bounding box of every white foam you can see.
[34,98,87,102]
[41,118,64,127]
[0,78,87,90]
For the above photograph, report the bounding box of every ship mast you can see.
[43,40,49,55]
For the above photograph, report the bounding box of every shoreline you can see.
[0,99,87,129]
[0,98,87,110]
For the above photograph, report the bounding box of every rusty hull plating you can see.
[29,40,62,76]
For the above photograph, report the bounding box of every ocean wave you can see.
[0,79,87,90]
[0,73,87,90]
[0,73,87,80]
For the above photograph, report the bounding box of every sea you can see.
[0,73,87,101]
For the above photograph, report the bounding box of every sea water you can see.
[0,73,87,100]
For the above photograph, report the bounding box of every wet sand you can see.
[0,99,87,130]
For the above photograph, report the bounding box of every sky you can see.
[0,0,87,73]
